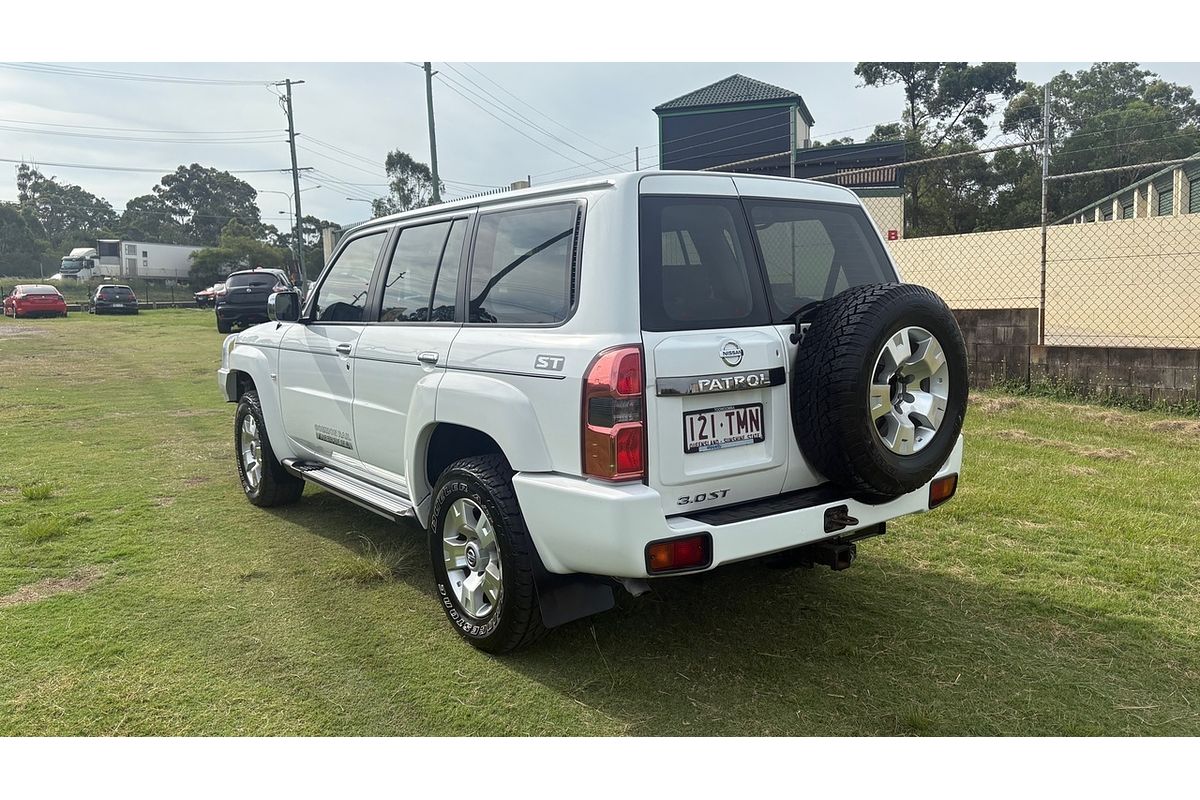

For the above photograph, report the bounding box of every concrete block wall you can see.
[953,308,1038,389]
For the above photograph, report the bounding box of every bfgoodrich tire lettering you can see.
[428,454,546,653]
[791,283,968,501]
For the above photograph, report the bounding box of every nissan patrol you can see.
[218,171,967,652]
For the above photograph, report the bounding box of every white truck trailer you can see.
[58,240,201,282]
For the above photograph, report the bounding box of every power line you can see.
[434,74,607,175]
[0,156,304,176]
[0,124,285,145]
[442,64,620,170]
[0,117,281,135]
[462,63,626,160]
[0,62,275,86]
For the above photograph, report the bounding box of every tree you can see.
[372,151,443,217]
[0,202,53,277]
[118,194,189,244]
[15,164,118,247]
[810,137,855,148]
[999,63,1200,221]
[855,63,1022,234]
[153,164,262,246]
[187,219,287,288]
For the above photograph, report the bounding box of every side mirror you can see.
[268,290,301,322]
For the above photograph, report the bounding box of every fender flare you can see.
[226,345,295,462]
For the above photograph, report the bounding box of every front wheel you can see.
[428,455,546,653]
[234,390,304,507]
[216,317,232,334]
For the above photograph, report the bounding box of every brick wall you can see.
[953,308,1037,389]
[953,307,1200,405]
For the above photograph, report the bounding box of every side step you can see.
[282,459,415,522]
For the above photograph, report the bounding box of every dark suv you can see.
[215,269,294,333]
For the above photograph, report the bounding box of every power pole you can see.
[277,78,306,279]
[424,63,441,204]
[1038,84,1051,346]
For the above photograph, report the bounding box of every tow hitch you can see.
[810,541,857,571]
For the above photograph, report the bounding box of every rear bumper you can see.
[216,304,267,323]
[514,436,963,579]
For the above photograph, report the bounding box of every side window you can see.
[429,219,466,322]
[468,203,578,324]
[312,231,385,322]
[380,221,452,322]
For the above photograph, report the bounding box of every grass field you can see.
[2,310,1199,735]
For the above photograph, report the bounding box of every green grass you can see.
[20,482,54,501]
[2,310,1200,735]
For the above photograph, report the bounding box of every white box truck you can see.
[94,240,201,282]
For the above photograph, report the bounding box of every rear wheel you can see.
[428,454,546,653]
[234,390,304,507]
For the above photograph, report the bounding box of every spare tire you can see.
[791,283,967,502]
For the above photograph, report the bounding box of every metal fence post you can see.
[1039,85,1051,346]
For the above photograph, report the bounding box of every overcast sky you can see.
[3,62,1199,230]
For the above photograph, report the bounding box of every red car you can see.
[3,284,68,318]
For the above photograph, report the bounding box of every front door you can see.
[278,229,388,469]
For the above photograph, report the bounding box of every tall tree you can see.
[15,164,118,246]
[999,63,1200,220]
[372,151,443,217]
[118,194,189,244]
[152,163,262,246]
[0,202,53,277]
[855,63,1022,234]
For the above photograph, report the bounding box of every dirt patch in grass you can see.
[0,566,103,609]
[1149,419,1200,436]
[994,429,1136,461]
[972,396,1021,414]
[1064,464,1099,476]
[153,496,176,508]
[0,323,49,338]
[182,477,209,488]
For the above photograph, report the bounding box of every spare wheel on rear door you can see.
[791,283,968,502]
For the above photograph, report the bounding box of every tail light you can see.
[929,473,958,508]
[582,345,646,481]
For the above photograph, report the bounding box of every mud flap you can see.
[531,550,615,629]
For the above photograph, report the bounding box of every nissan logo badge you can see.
[720,341,744,368]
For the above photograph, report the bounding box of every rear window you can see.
[744,199,895,319]
[226,273,278,289]
[639,195,895,331]
[638,196,769,332]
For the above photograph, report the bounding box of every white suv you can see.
[218,171,967,652]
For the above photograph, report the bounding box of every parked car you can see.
[218,171,968,653]
[214,269,294,333]
[194,283,225,309]
[92,284,138,315]
[3,284,68,318]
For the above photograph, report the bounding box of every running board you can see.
[282,459,415,522]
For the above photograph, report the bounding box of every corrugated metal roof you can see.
[655,74,814,125]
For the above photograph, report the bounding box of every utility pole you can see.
[277,78,307,279]
[424,63,441,204]
[1038,84,1051,346]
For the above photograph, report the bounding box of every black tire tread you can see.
[431,454,547,653]
[235,390,304,507]
[792,283,967,500]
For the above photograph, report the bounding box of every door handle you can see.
[335,343,353,356]
[417,351,440,365]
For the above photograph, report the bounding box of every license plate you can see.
[112,303,124,307]
[684,403,765,453]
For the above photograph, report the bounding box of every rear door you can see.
[638,189,793,516]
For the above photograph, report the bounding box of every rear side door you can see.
[638,190,794,516]
[354,214,472,493]
[278,228,389,469]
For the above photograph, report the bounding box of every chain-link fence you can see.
[879,154,1200,348]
